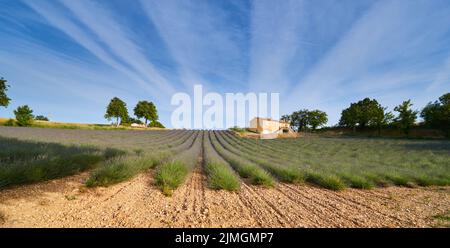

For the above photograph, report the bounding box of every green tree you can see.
[134,100,158,127]
[421,93,450,137]
[105,97,128,127]
[290,109,309,132]
[0,77,11,107]
[122,117,143,125]
[307,110,328,130]
[35,115,49,121]
[372,107,395,136]
[394,100,418,135]
[356,98,383,128]
[339,105,358,132]
[280,114,291,123]
[339,98,386,131]
[149,120,165,128]
[14,105,34,126]
[285,109,328,131]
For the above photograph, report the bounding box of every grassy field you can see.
[0,126,449,193]
[0,118,164,131]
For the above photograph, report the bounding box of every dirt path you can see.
[0,170,449,227]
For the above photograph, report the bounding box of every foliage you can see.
[3,119,15,126]
[229,126,246,133]
[155,161,188,196]
[394,100,418,135]
[222,130,450,189]
[290,109,309,131]
[35,115,49,121]
[0,137,107,189]
[105,97,128,127]
[218,131,304,184]
[307,110,328,130]
[86,153,162,187]
[155,133,202,196]
[339,98,389,132]
[280,115,291,123]
[134,100,158,126]
[121,117,143,125]
[285,109,328,131]
[421,93,450,137]
[0,77,11,107]
[149,120,165,128]
[204,132,240,191]
[210,132,275,187]
[1,126,449,193]
[14,105,34,126]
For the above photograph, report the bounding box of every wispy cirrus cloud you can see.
[1,0,449,127]
[0,37,139,123]
[284,0,450,123]
[248,0,375,95]
[139,0,248,93]
[248,0,304,94]
[25,0,175,99]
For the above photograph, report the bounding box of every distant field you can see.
[0,126,449,192]
[0,118,164,131]
[228,133,450,189]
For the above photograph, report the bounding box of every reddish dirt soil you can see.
[0,165,449,228]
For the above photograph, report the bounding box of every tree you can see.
[134,100,158,127]
[0,77,11,107]
[122,117,143,125]
[14,105,34,126]
[307,110,328,130]
[339,106,358,132]
[280,114,291,123]
[290,109,309,132]
[372,107,395,136]
[105,97,128,127]
[35,115,49,121]
[421,93,450,137]
[284,109,328,132]
[394,100,418,135]
[149,120,165,128]
[339,98,386,131]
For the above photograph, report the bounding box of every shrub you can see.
[206,161,240,191]
[3,119,15,126]
[340,173,374,189]
[35,115,49,121]
[86,153,165,187]
[0,137,105,189]
[306,172,346,191]
[14,105,34,126]
[155,161,189,196]
[149,121,165,128]
[229,126,246,133]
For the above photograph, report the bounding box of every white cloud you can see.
[285,0,450,124]
[248,0,304,94]
[140,0,247,92]
[25,0,175,100]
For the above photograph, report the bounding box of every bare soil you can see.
[0,166,449,228]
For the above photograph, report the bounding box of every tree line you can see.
[0,77,163,128]
[282,92,449,137]
[104,97,164,128]
[281,109,328,132]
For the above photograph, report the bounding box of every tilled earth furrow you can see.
[278,184,360,227]
[0,171,448,227]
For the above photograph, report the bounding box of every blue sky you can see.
[0,0,449,128]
